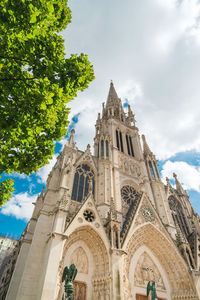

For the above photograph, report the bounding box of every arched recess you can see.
[71,161,97,202]
[123,224,197,299]
[129,246,171,300]
[120,179,140,193]
[56,226,110,300]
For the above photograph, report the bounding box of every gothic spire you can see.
[67,128,76,148]
[106,81,119,107]
[173,173,186,195]
[142,135,153,157]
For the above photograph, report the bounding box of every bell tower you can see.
[94,81,155,223]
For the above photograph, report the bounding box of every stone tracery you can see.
[57,226,110,299]
[134,252,165,290]
[124,223,196,298]
[69,247,88,274]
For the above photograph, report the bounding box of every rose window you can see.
[121,185,139,205]
[83,210,95,222]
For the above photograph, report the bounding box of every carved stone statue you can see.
[62,264,77,300]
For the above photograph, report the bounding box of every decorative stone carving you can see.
[56,190,69,210]
[140,206,155,222]
[119,155,143,183]
[69,247,88,274]
[134,252,165,290]
[83,209,95,222]
[125,224,194,292]
[87,202,93,207]
[95,223,100,228]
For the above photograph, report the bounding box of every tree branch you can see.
[0,77,37,81]
[0,56,29,63]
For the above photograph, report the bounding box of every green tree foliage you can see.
[0,177,14,207]
[0,0,95,206]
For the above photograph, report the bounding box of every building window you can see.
[121,185,140,205]
[153,161,160,178]
[129,136,134,157]
[101,140,104,158]
[149,161,155,178]
[186,249,194,269]
[116,129,124,152]
[97,142,99,158]
[116,130,120,150]
[106,140,109,157]
[126,134,130,155]
[119,131,124,152]
[126,134,134,157]
[169,196,190,237]
[71,164,95,202]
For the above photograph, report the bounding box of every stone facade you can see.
[0,236,19,300]
[5,82,200,299]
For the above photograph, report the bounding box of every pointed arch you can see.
[123,223,197,299]
[57,226,110,300]
[71,164,95,202]
[129,246,170,299]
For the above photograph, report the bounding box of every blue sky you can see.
[1,0,200,238]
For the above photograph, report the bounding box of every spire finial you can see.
[142,134,152,156]
[106,81,119,106]
[173,173,185,194]
[67,129,76,148]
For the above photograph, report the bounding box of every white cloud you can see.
[161,160,200,192]
[60,0,200,159]
[1,192,36,221]
[37,154,58,184]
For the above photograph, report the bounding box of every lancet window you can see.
[106,140,109,157]
[71,164,95,202]
[148,161,155,178]
[101,140,104,157]
[116,130,120,150]
[98,139,109,159]
[153,161,160,178]
[126,134,134,157]
[168,196,190,237]
[116,129,124,152]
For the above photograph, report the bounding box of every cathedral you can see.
[4,82,200,299]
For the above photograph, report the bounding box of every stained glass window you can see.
[71,164,95,202]
[106,140,109,157]
[97,142,99,158]
[101,140,104,158]
[116,130,120,150]
[121,185,140,205]
[153,161,160,178]
[168,196,190,237]
[126,134,130,155]
[149,161,155,178]
[119,131,124,152]
[129,136,134,157]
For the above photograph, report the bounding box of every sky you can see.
[1,0,200,238]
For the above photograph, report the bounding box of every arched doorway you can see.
[123,223,197,299]
[129,246,170,300]
[57,226,110,300]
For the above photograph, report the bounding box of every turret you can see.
[142,134,160,181]
[142,135,176,230]
[173,173,187,195]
